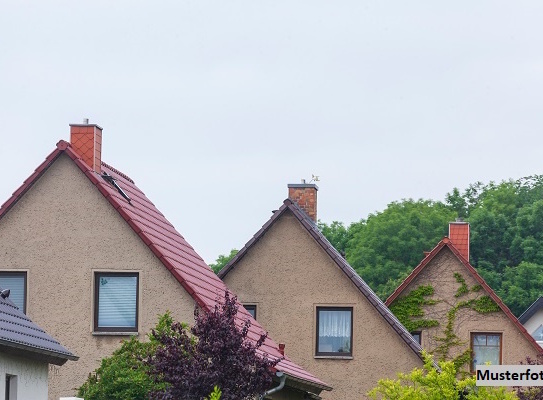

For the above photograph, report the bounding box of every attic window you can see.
[101,172,132,204]
[0,272,27,313]
[94,272,139,332]
[532,325,543,341]
[316,307,353,357]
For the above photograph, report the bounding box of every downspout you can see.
[260,371,286,399]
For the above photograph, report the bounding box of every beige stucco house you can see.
[218,183,426,400]
[0,122,330,400]
[385,221,543,372]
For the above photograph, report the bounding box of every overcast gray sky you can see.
[1,1,542,264]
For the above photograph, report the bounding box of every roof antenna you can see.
[309,174,320,183]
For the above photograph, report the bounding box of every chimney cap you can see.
[69,122,103,129]
[287,183,319,190]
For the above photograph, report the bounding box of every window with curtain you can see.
[471,333,501,371]
[316,307,353,356]
[0,272,27,313]
[94,272,138,332]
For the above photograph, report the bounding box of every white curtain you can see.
[319,309,351,337]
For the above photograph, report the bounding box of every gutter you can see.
[260,371,286,399]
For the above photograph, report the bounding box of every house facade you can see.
[0,285,77,400]
[519,297,543,346]
[0,122,329,400]
[385,221,542,372]
[219,183,426,400]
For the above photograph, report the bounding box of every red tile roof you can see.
[0,140,330,392]
[219,199,429,366]
[385,237,543,354]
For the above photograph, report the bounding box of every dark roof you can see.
[0,141,329,392]
[519,297,543,325]
[218,199,427,365]
[0,288,77,366]
[385,238,543,354]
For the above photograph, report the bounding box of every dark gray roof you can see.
[0,289,77,365]
[218,199,428,365]
[519,297,543,325]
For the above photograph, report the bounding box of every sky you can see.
[1,1,543,264]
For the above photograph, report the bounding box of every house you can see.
[218,183,427,400]
[0,284,77,399]
[385,220,542,372]
[519,297,543,346]
[0,122,330,400]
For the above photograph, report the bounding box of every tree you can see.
[210,249,238,274]
[515,354,543,400]
[368,352,517,400]
[347,199,455,299]
[318,220,355,255]
[77,313,173,400]
[146,291,280,400]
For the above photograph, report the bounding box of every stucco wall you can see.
[222,211,423,400]
[396,248,540,369]
[0,352,49,400]
[0,154,197,400]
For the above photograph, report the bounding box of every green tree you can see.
[210,249,238,274]
[368,352,517,400]
[318,220,354,255]
[77,313,174,400]
[347,199,455,299]
[495,262,543,316]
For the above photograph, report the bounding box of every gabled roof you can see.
[385,238,543,354]
[519,297,543,325]
[0,141,329,392]
[0,287,77,366]
[218,199,427,364]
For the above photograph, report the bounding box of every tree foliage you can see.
[77,313,174,400]
[368,352,517,400]
[210,249,238,274]
[146,291,280,400]
[316,175,543,315]
[326,199,455,299]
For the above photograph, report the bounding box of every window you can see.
[316,307,353,356]
[532,325,543,342]
[0,272,26,313]
[5,374,17,400]
[411,331,421,345]
[244,305,257,320]
[471,333,502,371]
[94,273,138,332]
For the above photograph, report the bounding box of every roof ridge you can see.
[101,161,134,183]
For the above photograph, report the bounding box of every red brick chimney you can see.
[69,119,103,173]
[449,219,469,261]
[288,181,318,222]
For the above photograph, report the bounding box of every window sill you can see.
[92,331,139,336]
[314,355,353,360]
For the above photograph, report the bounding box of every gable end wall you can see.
[0,154,197,400]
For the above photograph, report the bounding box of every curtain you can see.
[318,309,351,353]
